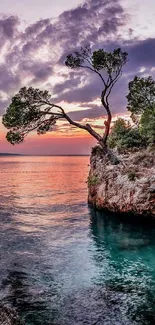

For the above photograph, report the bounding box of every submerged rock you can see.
[0,306,24,325]
[118,238,150,250]
[88,146,155,219]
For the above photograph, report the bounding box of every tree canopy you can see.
[108,118,147,152]
[66,46,128,144]
[127,76,155,118]
[140,105,155,145]
[108,75,155,151]
[3,46,128,149]
[126,75,155,147]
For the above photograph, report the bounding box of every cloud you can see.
[25,18,51,36]
[19,61,53,83]
[68,105,104,121]
[0,15,19,50]
[53,36,155,114]
[56,0,127,47]
[54,72,104,103]
[0,15,19,38]
[0,0,129,116]
[0,0,155,125]
[67,90,127,121]
[127,38,155,69]
[53,73,82,95]
[0,64,21,92]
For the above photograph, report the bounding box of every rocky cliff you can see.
[88,146,155,219]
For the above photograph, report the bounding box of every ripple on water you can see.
[0,157,155,324]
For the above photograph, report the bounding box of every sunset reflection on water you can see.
[0,156,89,234]
[1,156,155,325]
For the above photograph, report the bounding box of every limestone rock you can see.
[88,146,155,218]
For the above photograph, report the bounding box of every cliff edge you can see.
[88,146,155,218]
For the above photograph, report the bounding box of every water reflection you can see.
[89,208,155,324]
[0,157,155,324]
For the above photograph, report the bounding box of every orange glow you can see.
[0,113,130,155]
[0,155,89,233]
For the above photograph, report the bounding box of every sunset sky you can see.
[0,0,155,155]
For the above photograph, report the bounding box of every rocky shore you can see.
[88,146,155,219]
[0,306,24,325]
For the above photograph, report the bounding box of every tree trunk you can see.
[99,139,120,165]
[103,108,112,144]
[62,102,119,163]
[101,91,112,145]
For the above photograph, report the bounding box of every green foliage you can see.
[126,76,155,147]
[108,118,147,151]
[3,46,129,147]
[3,87,51,129]
[65,46,128,76]
[2,87,58,144]
[3,47,155,152]
[91,145,104,157]
[92,48,128,73]
[65,45,91,68]
[127,76,155,116]
[6,131,24,145]
[87,175,100,186]
[108,118,127,148]
[66,46,128,147]
[140,106,155,146]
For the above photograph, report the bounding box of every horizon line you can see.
[0,153,90,156]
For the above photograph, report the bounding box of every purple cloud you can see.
[0,64,21,92]
[0,15,19,38]
[0,0,155,123]
[19,61,53,82]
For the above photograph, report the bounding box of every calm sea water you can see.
[0,156,155,324]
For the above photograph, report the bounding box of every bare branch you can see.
[62,110,102,142]
[105,72,122,105]
[41,102,103,142]
[80,65,106,86]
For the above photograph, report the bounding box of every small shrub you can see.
[91,145,103,157]
[87,174,100,186]
[128,171,136,181]
[108,118,147,152]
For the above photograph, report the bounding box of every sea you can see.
[0,156,155,325]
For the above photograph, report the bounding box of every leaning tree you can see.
[2,46,128,152]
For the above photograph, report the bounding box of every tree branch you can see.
[105,73,122,105]
[40,102,103,142]
[80,65,106,86]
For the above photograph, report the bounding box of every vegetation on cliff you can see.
[109,76,155,152]
[88,146,155,217]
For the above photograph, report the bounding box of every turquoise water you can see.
[0,156,155,324]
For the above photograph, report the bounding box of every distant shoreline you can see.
[0,153,22,156]
[0,153,89,157]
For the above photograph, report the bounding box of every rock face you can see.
[0,306,24,325]
[88,146,155,218]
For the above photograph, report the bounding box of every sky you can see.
[0,0,155,155]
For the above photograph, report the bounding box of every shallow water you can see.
[0,156,155,324]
